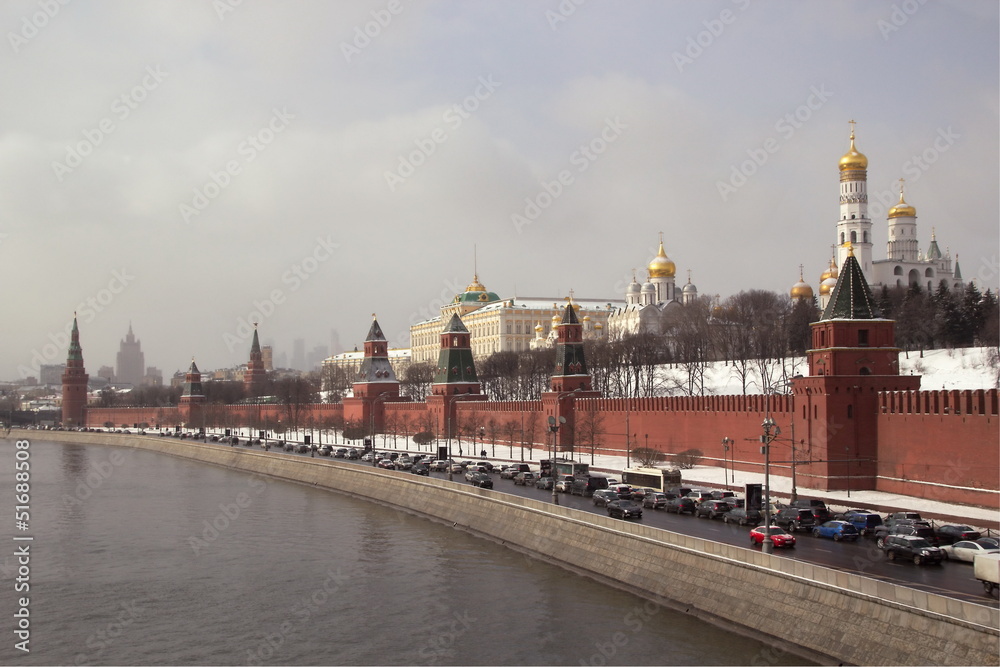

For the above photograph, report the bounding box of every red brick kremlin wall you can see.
[84,388,998,508]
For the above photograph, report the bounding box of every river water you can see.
[0,439,809,665]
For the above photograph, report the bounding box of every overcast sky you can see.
[2,0,997,381]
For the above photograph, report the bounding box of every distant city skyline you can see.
[2,1,996,380]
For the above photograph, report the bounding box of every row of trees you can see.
[877,282,998,354]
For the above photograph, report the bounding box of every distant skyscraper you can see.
[292,338,306,371]
[115,324,145,386]
[261,346,274,371]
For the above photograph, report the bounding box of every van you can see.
[571,475,609,497]
[792,498,827,510]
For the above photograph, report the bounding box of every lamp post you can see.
[371,392,389,467]
[721,437,733,486]
[760,417,779,555]
[547,415,566,505]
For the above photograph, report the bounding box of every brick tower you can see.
[61,314,89,426]
[542,301,601,451]
[343,316,401,437]
[794,246,920,490]
[428,313,482,441]
[243,325,268,398]
[178,358,205,427]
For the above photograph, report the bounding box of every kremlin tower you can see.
[61,314,89,426]
[244,325,268,398]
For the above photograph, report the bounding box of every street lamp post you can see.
[371,392,389,467]
[721,437,733,486]
[760,417,780,555]
[547,415,566,505]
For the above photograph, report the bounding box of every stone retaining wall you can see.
[10,431,999,666]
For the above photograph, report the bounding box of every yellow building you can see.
[410,275,620,364]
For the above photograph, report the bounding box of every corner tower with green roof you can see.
[61,314,89,426]
[793,244,920,491]
[432,314,481,396]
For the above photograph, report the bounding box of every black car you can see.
[874,521,938,547]
[607,500,643,520]
[513,472,536,486]
[694,500,732,520]
[592,489,619,507]
[723,507,762,526]
[665,497,697,515]
[411,464,430,476]
[936,524,982,545]
[774,508,817,532]
[469,473,493,489]
[882,535,943,565]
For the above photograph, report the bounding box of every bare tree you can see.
[575,403,606,465]
[401,362,435,401]
[631,446,666,467]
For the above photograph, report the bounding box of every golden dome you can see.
[819,256,838,283]
[466,274,486,292]
[888,189,916,218]
[551,314,562,323]
[819,277,838,296]
[647,241,676,278]
[534,322,544,332]
[838,125,868,172]
[790,266,813,300]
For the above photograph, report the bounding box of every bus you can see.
[540,457,589,478]
[621,467,682,492]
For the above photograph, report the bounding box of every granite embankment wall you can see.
[14,431,1000,666]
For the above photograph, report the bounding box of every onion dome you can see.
[582,315,591,322]
[790,267,814,300]
[551,313,562,325]
[641,281,655,293]
[819,256,838,283]
[534,322,544,333]
[888,187,916,219]
[454,273,500,304]
[683,280,697,295]
[839,125,868,172]
[594,322,603,330]
[647,241,676,278]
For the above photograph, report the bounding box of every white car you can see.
[941,540,1000,563]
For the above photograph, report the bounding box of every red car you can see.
[750,525,796,548]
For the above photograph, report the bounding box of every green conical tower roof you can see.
[67,314,84,362]
[821,248,881,320]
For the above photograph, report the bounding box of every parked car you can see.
[571,475,610,497]
[317,445,332,456]
[723,507,762,526]
[791,498,827,510]
[694,500,732,520]
[609,484,633,500]
[875,522,938,547]
[295,443,311,453]
[474,461,494,473]
[468,473,493,489]
[592,489,620,508]
[813,520,860,542]
[882,535,943,565]
[642,492,669,510]
[834,510,883,536]
[806,507,834,523]
[607,500,643,520]
[710,489,736,500]
[774,508,817,533]
[347,448,360,460]
[936,525,982,545]
[464,468,482,482]
[377,459,396,470]
[501,463,530,479]
[449,462,467,474]
[334,448,348,458]
[630,487,655,502]
[513,471,537,486]
[665,497,697,515]
[429,459,450,472]
[535,476,554,491]
[361,451,374,462]
[749,525,796,548]
[941,540,1000,563]
[555,475,576,493]
[686,490,714,502]
[666,486,693,498]
[977,537,1000,550]
[411,464,430,476]
[394,458,413,471]
[886,511,923,522]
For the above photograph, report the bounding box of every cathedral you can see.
[796,123,963,308]
[605,236,698,338]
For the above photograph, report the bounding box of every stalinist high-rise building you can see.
[115,323,145,387]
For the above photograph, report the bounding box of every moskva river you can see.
[0,439,809,665]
